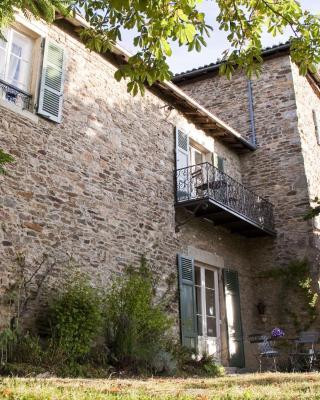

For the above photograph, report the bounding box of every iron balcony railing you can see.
[175,162,275,232]
[0,79,32,111]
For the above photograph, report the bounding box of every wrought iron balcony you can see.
[0,79,32,111]
[175,162,275,237]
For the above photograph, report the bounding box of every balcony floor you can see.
[175,197,276,237]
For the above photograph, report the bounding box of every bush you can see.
[173,345,225,377]
[104,257,172,372]
[48,277,103,363]
[9,333,43,365]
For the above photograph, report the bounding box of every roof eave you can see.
[173,43,291,83]
[62,15,255,152]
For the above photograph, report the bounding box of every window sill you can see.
[0,98,39,123]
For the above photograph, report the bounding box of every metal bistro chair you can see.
[290,331,319,372]
[249,334,280,372]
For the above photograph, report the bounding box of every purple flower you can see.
[271,327,285,337]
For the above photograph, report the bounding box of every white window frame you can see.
[195,263,221,358]
[189,145,204,166]
[0,20,43,115]
[0,28,35,93]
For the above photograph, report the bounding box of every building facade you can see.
[173,45,320,348]
[0,13,318,370]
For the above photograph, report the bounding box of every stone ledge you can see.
[0,99,39,124]
[188,245,224,268]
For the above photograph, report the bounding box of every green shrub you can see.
[173,345,225,377]
[48,277,103,363]
[9,333,43,365]
[104,257,172,372]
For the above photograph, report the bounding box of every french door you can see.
[195,264,220,357]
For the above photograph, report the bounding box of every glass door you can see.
[189,146,204,198]
[195,264,220,357]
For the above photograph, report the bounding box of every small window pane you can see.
[205,269,214,289]
[11,30,33,61]
[197,315,203,336]
[195,266,201,285]
[195,286,202,314]
[207,317,217,337]
[206,288,215,316]
[11,42,22,57]
[194,150,202,165]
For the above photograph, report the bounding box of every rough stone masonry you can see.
[1,16,319,369]
[175,51,320,332]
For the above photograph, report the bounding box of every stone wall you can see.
[178,55,318,335]
[0,20,259,368]
[291,64,320,253]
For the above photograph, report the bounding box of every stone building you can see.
[173,43,320,354]
[0,12,318,371]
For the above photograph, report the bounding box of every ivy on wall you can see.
[304,197,320,220]
[259,259,319,331]
[0,149,15,174]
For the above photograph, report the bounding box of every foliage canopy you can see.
[0,0,320,96]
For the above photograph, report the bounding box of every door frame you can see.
[195,261,221,358]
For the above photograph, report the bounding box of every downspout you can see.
[247,79,257,147]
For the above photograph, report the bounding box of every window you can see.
[189,145,204,166]
[195,264,220,356]
[0,27,34,108]
[0,21,66,122]
[214,153,225,172]
[177,254,221,356]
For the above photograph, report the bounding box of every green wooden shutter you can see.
[223,268,245,368]
[177,254,197,349]
[38,40,65,123]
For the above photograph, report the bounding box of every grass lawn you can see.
[1,373,320,399]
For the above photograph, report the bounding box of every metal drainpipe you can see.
[247,79,257,147]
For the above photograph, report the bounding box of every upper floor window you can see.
[214,153,225,173]
[190,145,204,166]
[0,21,66,123]
[0,28,34,109]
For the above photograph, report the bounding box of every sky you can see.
[119,0,320,74]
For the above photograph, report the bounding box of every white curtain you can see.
[7,30,33,91]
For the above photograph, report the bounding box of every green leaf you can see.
[5,0,320,96]
[114,69,123,81]
[184,24,196,43]
[160,38,172,56]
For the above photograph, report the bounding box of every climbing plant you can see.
[304,197,320,220]
[0,149,14,174]
[259,259,318,331]
[0,253,56,364]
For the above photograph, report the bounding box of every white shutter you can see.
[37,40,65,123]
[175,127,189,170]
[175,127,190,201]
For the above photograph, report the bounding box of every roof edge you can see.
[62,14,255,152]
[173,43,291,83]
